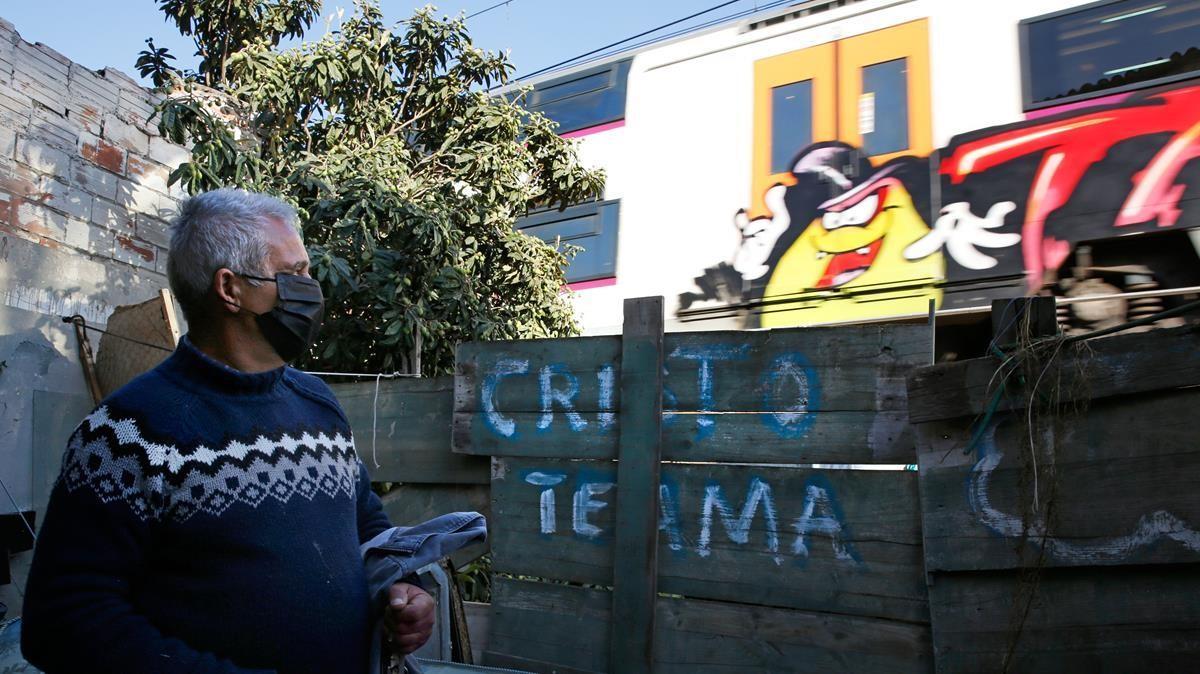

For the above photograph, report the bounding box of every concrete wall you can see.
[0,15,191,615]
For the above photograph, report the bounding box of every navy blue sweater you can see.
[21,336,392,673]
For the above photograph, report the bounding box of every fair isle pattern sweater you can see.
[21,337,392,674]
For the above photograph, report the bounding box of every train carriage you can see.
[507,0,1200,350]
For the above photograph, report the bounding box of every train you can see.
[505,0,1200,353]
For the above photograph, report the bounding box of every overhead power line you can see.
[560,0,797,73]
[467,0,514,20]
[513,0,746,82]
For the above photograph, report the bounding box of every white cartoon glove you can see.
[732,184,791,281]
[904,201,1021,270]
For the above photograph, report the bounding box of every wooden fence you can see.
[331,298,1200,672]
[453,298,934,673]
[330,377,491,557]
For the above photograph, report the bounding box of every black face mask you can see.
[232,272,325,362]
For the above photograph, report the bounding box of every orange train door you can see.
[751,19,932,207]
[836,19,933,164]
[750,19,935,326]
[751,42,837,216]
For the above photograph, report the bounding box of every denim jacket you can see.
[361,512,488,674]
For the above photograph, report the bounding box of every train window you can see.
[525,60,633,134]
[770,80,814,173]
[835,19,931,162]
[753,42,836,210]
[1022,0,1200,110]
[860,58,909,155]
[531,71,612,107]
[516,200,621,283]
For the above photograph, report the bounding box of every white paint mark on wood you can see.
[969,421,1200,562]
[538,364,587,431]
[525,471,567,534]
[482,358,529,437]
[573,482,614,539]
[659,483,684,552]
[793,484,860,563]
[598,363,615,429]
[698,477,782,565]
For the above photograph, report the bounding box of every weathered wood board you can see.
[331,376,488,484]
[909,325,1200,673]
[490,457,928,623]
[454,325,927,464]
[916,388,1200,573]
[906,323,1200,424]
[484,577,934,674]
[608,297,664,674]
[380,482,491,527]
[456,327,925,412]
[927,565,1200,672]
[454,409,914,463]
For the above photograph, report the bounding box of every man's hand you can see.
[385,582,435,655]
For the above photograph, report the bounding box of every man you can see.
[21,188,434,673]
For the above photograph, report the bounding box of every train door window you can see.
[1021,0,1200,110]
[860,58,909,155]
[837,19,932,163]
[752,43,836,213]
[770,80,814,173]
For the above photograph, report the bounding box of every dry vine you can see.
[981,307,1096,673]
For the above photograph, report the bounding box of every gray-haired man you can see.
[22,188,433,673]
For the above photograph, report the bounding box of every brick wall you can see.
[0,16,196,613]
[0,16,189,286]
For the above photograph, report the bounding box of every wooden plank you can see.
[485,577,933,674]
[928,565,1200,673]
[67,316,103,405]
[907,323,1200,424]
[663,326,926,412]
[453,408,915,463]
[489,458,928,623]
[444,559,473,664]
[456,324,926,414]
[380,482,491,526]
[463,601,490,665]
[453,324,925,462]
[609,297,664,674]
[916,388,1200,573]
[331,377,488,484]
[455,335,621,414]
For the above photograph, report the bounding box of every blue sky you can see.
[2,1,774,84]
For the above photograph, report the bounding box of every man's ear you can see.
[212,268,242,313]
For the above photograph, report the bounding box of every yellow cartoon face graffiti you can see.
[761,176,942,327]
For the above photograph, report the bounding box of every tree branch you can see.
[219,0,235,85]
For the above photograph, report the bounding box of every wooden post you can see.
[158,288,182,346]
[65,316,103,405]
[609,296,664,674]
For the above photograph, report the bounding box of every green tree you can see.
[145,0,604,374]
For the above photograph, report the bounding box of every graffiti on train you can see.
[679,83,1200,327]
